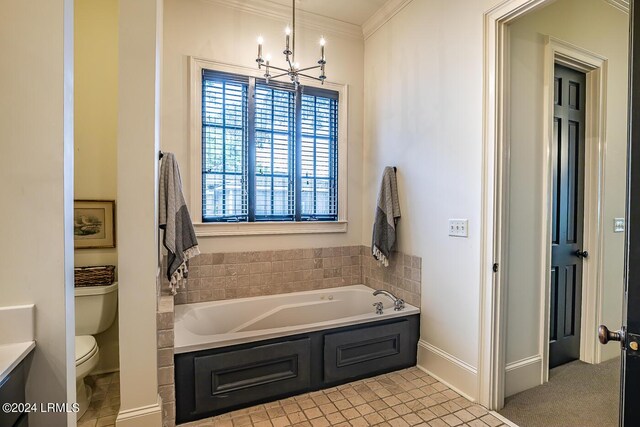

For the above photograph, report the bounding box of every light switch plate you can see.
[614,218,625,233]
[449,219,469,237]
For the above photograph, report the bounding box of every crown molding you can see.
[202,0,364,40]
[362,0,414,40]
[604,0,629,13]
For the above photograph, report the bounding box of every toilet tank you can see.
[75,282,118,335]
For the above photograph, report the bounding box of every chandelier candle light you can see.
[255,0,327,87]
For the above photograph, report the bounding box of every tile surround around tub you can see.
[158,291,176,427]
[157,246,421,427]
[169,246,362,304]
[361,247,421,308]
[164,246,421,308]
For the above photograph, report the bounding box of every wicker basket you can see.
[74,265,116,287]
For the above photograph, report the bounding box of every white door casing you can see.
[479,0,610,410]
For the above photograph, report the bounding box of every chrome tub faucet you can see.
[373,289,405,311]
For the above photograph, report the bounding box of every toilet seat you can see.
[75,335,98,367]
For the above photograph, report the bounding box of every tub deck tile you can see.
[177,368,511,427]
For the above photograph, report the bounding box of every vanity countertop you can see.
[0,342,35,384]
[0,304,36,383]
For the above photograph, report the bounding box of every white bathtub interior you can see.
[174,284,420,353]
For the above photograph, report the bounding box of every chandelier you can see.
[255,0,326,87]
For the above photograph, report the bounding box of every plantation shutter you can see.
[300,87,339,220]
[254,82,296,220]
[201,69,339,223]
[201,70,249,222]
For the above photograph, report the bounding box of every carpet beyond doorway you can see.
[498,357,620,427]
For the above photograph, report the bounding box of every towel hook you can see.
[159,151,164,160]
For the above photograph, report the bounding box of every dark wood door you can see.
[620,2,640,425]
[549,64,587,369]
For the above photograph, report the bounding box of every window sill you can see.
[193,220,348,237]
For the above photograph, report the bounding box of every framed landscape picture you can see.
[74,200,116,249]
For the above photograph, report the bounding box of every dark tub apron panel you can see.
[194,338,311,414]
[176,314,419,424]
[324,320,413,383]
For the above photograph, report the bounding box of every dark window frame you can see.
[201,69,339,223]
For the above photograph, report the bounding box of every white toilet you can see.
[75,282,118,418]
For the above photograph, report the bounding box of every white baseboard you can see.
[116,395,163,427]
[416,340,478,401]
[504,355,543,397]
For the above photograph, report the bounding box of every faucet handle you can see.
[373,301,384,315]
[394,299,405,311]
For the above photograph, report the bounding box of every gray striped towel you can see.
[159,153,200,294]
[372,167,401,266]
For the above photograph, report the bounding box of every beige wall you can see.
[364,0,629,399]
[161,0,364,253]
[75,0,120,375]
[505,0,627,393]
[0,0,76,425]
[363,0,494,398]
[116,0,163,424]
[74,0,119,269]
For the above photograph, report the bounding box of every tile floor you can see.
[77,371,121,427]
[180,367,512,427]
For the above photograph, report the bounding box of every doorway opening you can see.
[480,0,628,425]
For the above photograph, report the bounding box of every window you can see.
[201,69,339,223]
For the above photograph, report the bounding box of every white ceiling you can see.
[266,0,389,26]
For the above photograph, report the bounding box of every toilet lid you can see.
[75,335,98,366]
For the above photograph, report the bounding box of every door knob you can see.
[575,249,589,259]
[598,325,624,345]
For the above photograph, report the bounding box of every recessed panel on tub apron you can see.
[323,319,414,383]
[194,338,311,413]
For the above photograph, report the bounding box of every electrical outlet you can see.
[449,219,469,237]
[614,218,625,233]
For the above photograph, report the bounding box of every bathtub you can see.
[174,284,421,423]
[174,284,420,354]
